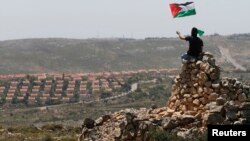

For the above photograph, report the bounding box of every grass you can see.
[0,124,80,141]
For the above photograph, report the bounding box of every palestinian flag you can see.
[169,2,196,18]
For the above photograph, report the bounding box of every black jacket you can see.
[185,36,203,58]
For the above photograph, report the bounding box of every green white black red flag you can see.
[169,2,196,18]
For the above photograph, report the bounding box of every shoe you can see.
[190,58,196,62]
[182,59,188,64]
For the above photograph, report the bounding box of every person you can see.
[176,27,203,62]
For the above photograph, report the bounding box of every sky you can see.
[0,0,250,40]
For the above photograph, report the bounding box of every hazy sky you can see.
[0,0,249,40]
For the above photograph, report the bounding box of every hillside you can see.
[0,34,250,74]
[0,34,250,140]
[78,52,250,141]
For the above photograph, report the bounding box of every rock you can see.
[95,115,111,126]
[181,105,187,111]
[216,97,225,106]
[189,87,197,94]
[187,81,194,87]
[204,112,224,124]
[192,94,200,98]
[221,80,229,87]
[180,89,186,94]
[139,122,148,131]
[226,111,238,121]
[180,115,195,125]
[238,93,247,102]
[236,89,243,94]
[177,130,190,139]
[191,69,198,74]
[196,61,203,67]
[193,99,200,105]
[187,98,193,103]
[161,117,177,130]
[175,100,181,107]
[181,64,188,71]
[236,118,247,124]
[126,113,137,123]
[229,87,236,92]
[230,79,237,85]
[234,118,247,125]
[209,93,219,101]
[240,102,250,110]
[83,118,95,129]
[228,92,238,100]
[193,83,199,87]
[209,105,225,114]
[243,86,250,94]
[172,112,182,118]
[119,121,126,131]
[114,128,121,138]
[220,88,230,94]
[210,73,219,80]
[225,101,239,111]
[184,111,197,116]
[234,81,242,88]
[200,63,208,71]
[197,87,203,93]
[151,104,158,109]
[184,94,191,98]
[166,108,175,114]
[221,94,229,100]
[95,117,103,126]
[158,110,170,117]
[234,121,241,125]
[205,81,212,88]
[212,83,220,89]
[199,97,207,105]
[240,110,250,118]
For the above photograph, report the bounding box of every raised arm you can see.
[176,31,185,40]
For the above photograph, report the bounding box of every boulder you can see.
[83,118,95,129]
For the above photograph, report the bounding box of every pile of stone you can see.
[167,53,250,125]
[78,53,250,141]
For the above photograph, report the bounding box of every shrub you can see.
[41,124,63,131]
[150,129,185,141]
[41,134,53,141]
[60,137,76,141]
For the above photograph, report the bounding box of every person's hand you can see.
[176,31,180,35]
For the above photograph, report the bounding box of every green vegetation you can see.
[1,34,249,74]
[0,124,80,141]
[152,130,186,141]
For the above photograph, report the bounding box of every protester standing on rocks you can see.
[176,27,203,62]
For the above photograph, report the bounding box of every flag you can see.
[197,29,205,36]
[169,2,196,18]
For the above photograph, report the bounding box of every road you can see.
[85,82,139,104]
[29,78,169,109]
[218,46,247,71]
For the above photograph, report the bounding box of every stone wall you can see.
[79,53,250,141]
